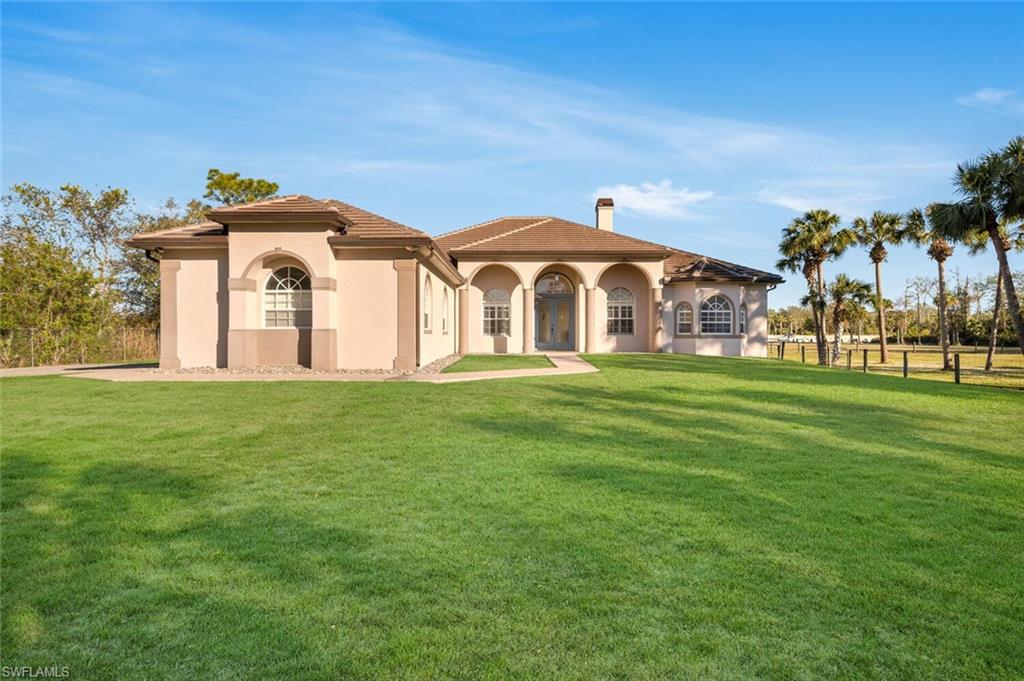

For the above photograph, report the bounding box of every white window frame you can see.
[739,303,747,335]
[606,287,635,336]
[700,295,733,335]
[442,288,449,335]
[423,275,433,333]
[676,302,693,335]
[482,288,510,336]
[264,266,312,329]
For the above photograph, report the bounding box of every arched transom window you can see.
[482,288,510,336]
[607,287,635,335]
[700,295,732,335]
[423,275,433,332]
[739,303,748,334]
[535,273,573,295]
[676,302,693,335]
[265,267,312,328]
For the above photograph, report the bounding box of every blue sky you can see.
[2,2,1022,306]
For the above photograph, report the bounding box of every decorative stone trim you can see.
[310,277,337,291]
[228,277,257,291]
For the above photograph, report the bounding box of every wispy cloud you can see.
[755,187,889,221]
[593,180,712,219]
[957,88,1024,117]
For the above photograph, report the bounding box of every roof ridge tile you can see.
[457,217,552,250]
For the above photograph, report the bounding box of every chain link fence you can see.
[767,340,1024,390]
[0,327,159,368]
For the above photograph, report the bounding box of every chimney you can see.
[595,197,614,232]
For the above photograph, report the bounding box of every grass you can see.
[769,341,1024,390]
[2,354,1022,679]
[442,353,553,373]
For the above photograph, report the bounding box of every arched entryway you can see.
[534,270,577,351]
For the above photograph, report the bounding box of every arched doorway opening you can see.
[534,271,575,351]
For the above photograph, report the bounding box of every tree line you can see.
[776,136,1024,371]
[0,170,278,366]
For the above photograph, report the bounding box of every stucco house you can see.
[127,195,783,370]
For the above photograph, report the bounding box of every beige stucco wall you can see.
[418,262,459,365]
[335,249,403,370]
[466,264,524,354]
[163,249,227,368]
[594,264,651,353]
[662,282,771,357]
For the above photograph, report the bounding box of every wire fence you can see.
[767,340,1024,390]
[0,327,159,368]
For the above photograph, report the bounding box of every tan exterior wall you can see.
[418,262,459,365]
[335,249,403,370]
[161,249,227,368]
[595,264,651,353]
[226,224,339,369]
[663,282,770,358]
[466,264,524,354]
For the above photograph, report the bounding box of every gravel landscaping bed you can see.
[144,353,462,378]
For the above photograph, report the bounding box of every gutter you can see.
[410,244,466,287]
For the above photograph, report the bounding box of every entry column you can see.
[585,288,596,353]
[458,286,469,355]
[523,287,534,354]
[649,287,664,352]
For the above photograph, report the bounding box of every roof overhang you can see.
[664,275,785,285]
[207,207,352,231]
[451,250,671,260]
[126,235,228,249]
[328,235,433,248]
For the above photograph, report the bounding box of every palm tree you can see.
[959,223,1022,370]
[929,138,1024,354]
[851,211,913,364]
[907,207,954,369]
[777,210,855,365]
[827,275,873,363]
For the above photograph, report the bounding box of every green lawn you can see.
[442,353,554,373]
[2,354,1022,679]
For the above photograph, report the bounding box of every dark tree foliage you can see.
[204,169,279,205]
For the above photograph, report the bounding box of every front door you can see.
[535,296,574,351]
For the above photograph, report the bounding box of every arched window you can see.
[265,266,311,328]
[535,273,573,294]
[607,287,634,335]
[739,303,747,334]
[423,275,433,332]
[482,288,510,336]
[676,302,693,335]
[700,295,732,335]
[442,288,449,334]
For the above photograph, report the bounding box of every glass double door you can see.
[535,295,574,351]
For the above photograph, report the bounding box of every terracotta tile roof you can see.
[320,199,429,240]
[434,217,673,256]
[664,249,784,284]
[206,194,341,222]
[128,196,429,247]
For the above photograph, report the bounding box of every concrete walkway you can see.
[407,352,598,383]
[3,354,598,383]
